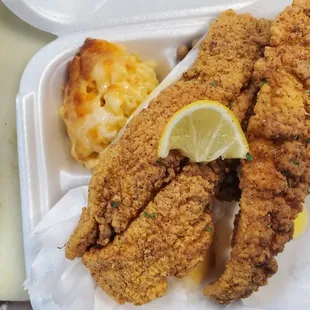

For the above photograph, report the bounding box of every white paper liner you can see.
[25,190,310,310]
[24,186,96,310]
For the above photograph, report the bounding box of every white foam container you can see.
[5,0,260,274]
[6,0,310,310]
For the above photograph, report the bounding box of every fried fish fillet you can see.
[66,11,271,306]
[206,0,310,303]
[83,164,217,305]
[66,10,271,262]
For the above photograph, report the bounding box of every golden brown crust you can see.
[83,164,217,305]
[64,10,273,307]
[65,208,100,260]
[61,39,158,169]
[205,0,310,303]
[66,11,271,262]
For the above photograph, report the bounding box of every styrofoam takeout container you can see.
[4,0,263,274]
[6,0,310,310]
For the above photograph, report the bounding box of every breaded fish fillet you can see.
[83,164,217,305]
[67,12,271,306]
[206,0,310,303]
[66,10,271,261]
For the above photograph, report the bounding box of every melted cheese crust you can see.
[60,39,158,169]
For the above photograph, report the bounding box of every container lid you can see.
[3,0,258,36]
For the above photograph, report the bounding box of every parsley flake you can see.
[111,201,120,208]
[57,243,67,250]
[205,226,213,234]
[228,102,232,110]
[143,212,156,220]
[207,203,211,211]
[210,81,217,87]
[293,161,300,166]
[304,90,310,93]
[266,224,271,229]
[282,170,290,177]
[246,152,254,161]
[306,138,310,144]
[260,78,268,86]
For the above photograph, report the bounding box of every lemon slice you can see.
[294,207,308,239]
[158,100,249,162]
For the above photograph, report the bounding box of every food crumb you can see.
[176,44,189,61]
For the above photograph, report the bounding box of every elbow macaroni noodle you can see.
[60,39,159,169]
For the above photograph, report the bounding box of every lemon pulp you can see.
[158,100,248,163]
[188,250,214,284]
[294,207,308,239]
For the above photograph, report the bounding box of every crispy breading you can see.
[83,164,217,305]
[66,11,271,262]
[205,0,310,303]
